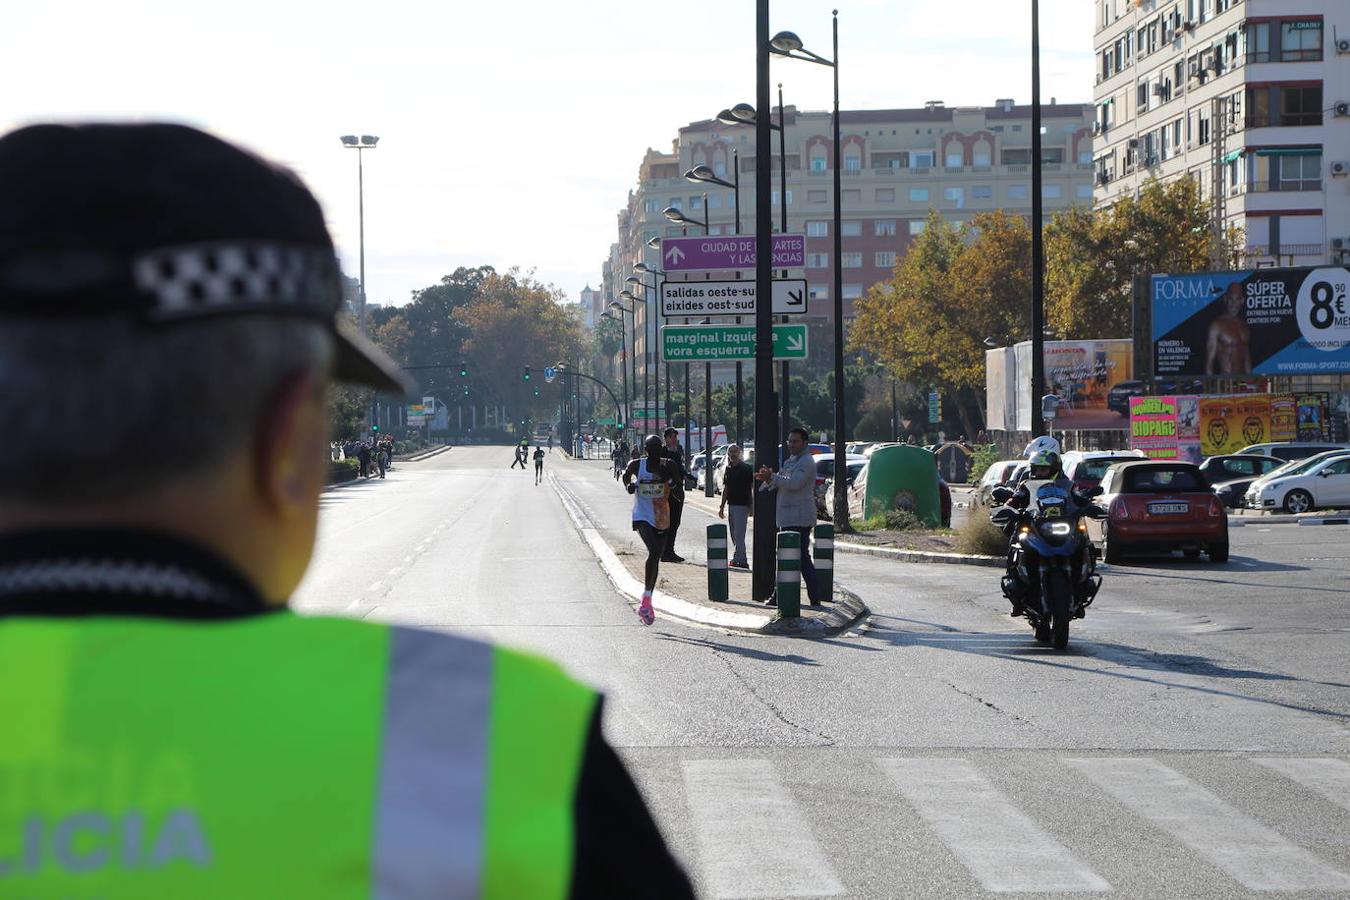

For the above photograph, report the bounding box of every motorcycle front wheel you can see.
[1047,568,1072,650]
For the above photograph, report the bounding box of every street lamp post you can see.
[339,134,379,335]
[601,309,630,434]
[752,0,777,602]
[1030,0,1048,438]
[771,12,847,528]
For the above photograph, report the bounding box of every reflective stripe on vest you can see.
[0,613,597,898]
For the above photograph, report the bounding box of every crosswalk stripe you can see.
[879,758,1110,893]
[1255,758,1350,814]
[681,759,844,899]
[1069,758,1350,892]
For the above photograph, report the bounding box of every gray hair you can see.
[0,316,333,504]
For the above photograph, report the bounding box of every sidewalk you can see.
[551,472,866,635]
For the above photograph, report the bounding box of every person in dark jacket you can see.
[660,427,687,563]
[717,444,753,568]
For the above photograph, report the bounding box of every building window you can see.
[842,283,863,299]
[909,187,929,202]
[973,151,991,167]
[1043,184,1062,199]
[1276,152,1321,191]
[806,221,828,237]
[808,285,829,300]
[1249,150,1323,192]
[810,154,828,172]
[1002,148,1031,165]
[841,221,862,237]
[875,188,896,202]
[690,195,703,209]
[807,252,829,268]
[1249,20,1323,63]
[808,190,828,203]
[908,220,927,235]
[945,152,963,167]
[841,252,863,268]
[1246,84,1323,128]
[771,190,794,206]
[943,186,965,208]
[665,226,683,237]
[875,251,897,267]
[911,151,935,168]
[709,225,723,235]
[972,185,993,199]
[843,154,862,171]
[713,160,727,177]
[1008,184,1029,200]
[875,220,897,236]
[667,198,682,210]
[843,189,862,203]
[644,199,660,213]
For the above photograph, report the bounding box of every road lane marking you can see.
[1255,758,1350,814]
[1069,758,1350,891]
[681,759,844,898]
[879,758,1109,893]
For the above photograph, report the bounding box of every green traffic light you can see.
[372,425,380,432]
[523,366,532,382]
[459,365,468,377]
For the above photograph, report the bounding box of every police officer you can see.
[0,123,692,898]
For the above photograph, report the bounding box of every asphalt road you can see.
[293,446,1350,899]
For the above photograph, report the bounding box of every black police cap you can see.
[0,122,411,395]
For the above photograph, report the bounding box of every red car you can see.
[1092,461,1227,564]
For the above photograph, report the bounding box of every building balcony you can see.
[1242,243,1326,260]
[1233,179,1323,196]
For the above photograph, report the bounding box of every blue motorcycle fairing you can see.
[1021,531,1079,557]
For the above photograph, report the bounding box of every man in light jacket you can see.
[755,427,825,607]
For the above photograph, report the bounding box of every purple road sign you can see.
[661,234,805,271]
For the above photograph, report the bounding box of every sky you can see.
[4,1,1095,308]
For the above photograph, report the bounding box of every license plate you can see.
[1148,501,1189,514]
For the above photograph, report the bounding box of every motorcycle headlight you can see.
[1040,521,1073,538]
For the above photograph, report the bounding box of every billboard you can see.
[1152,267,1350,377]
[1129,396,1181,459]
[1198,394,1297,457]
[987,339,1135,432]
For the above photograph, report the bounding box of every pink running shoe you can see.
[637,599,655,626]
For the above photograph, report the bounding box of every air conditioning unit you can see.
[1338,38,1350,54]
[1183,19,1195,31]
[1332,238,1346,250]
[1128,137,1140,148]
[1333,161,1350,177]
[1152,83,1166,97]
[1337,102,1350,117]
[1096,171,1110,185]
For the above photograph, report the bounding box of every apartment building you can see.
[601,101,1094,380]
[1093,0,1349,266]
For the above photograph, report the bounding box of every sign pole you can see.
[1030,0,1047,438]
[753,0,778,603]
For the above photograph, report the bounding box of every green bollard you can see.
[707,523,729,602]
[814,523,834,603]
[775,530,801,618]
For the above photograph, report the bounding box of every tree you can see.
[1045,177,1214,339]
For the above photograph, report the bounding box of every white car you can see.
[1245,451,1350,514]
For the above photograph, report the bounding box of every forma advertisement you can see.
[1152,267,1350,377]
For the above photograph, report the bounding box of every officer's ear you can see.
[254,371,328,517]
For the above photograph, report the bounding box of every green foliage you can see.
[327,384,371,441]
[968,443,1001,483]
[882,508,927,531]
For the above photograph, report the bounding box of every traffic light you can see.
[372,424,380,432]
[462,387,470,396]
[533,388,540,396]
[523,366,531,382]
[458,363,468,378]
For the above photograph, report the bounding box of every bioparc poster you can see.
[1152,267,1350,377]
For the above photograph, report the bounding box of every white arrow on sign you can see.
[786,333,805,352]
[664,245,686,266]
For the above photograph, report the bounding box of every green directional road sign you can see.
[661,324,808,362]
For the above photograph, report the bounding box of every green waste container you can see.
[848,445,941,527]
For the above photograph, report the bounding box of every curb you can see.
[401,444,453,463]
[834,540,1004,568]
[1299,516,1350,526]
[549,475,868,635]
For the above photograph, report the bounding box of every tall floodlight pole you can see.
[339,134,379,334]
[1030,0,1047,438]
[752,0,778,602]
[771,13,846,527]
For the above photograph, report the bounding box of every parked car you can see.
[1198,454,1288,509]
[1244,451,1350,514]
[1061,450,1146,493]
[1106,380,1148,418]
[974,459,1023,507]
[1241,450,1350,506]
[1237,442,1350,462]
[814,454,867,519]
[846,441,875,456]
[1092,460,1228,564]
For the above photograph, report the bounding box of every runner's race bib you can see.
[638,482,667,499]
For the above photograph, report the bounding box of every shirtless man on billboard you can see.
[1205,282,1252,375]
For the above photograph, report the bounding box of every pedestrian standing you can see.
[0,121,692,896]
[660,427,687,563]
[718,444,753,569]
[356,440,371,478]
[548,432,553,453]
[622,435,682,625]
[756,427,826,606]
[533,444,545,485]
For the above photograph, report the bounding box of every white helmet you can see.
[1023,435,1062,459]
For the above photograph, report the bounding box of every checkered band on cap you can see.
[131,241,341,322]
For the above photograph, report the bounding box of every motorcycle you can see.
[989,482,1106,650]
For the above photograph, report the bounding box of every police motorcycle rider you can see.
[995,447,1099,618]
